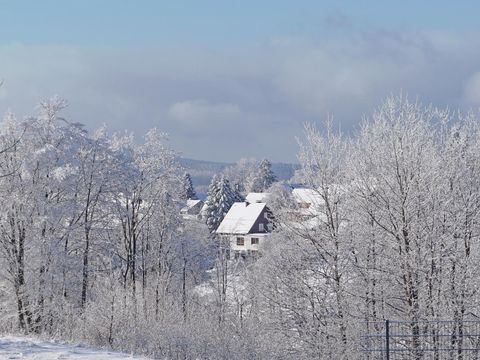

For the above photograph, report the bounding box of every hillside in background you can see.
[179,158,299,198]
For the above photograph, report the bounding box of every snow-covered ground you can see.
[0,337,148,359]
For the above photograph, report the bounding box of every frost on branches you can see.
[223,157,277,194]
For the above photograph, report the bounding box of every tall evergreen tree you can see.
[181,172,197,200]
[233,182,245,202]
[203,175,237,233]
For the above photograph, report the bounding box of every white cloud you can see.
[464,72,480,105]
[169,99,241,128]
[1,29,480,162]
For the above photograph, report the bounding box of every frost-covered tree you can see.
[109,129,181,310]
[254,122,353,358]
[244,171,261,193]
[258,159,276,190]
[0,97,112,333]
[244,158,276,193]
[349,97,443,356]
[223,158,258,194]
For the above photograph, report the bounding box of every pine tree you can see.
[181,172,197,200]
[203,175,237,233]
[233,182,245,202]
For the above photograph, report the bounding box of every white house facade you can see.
[216,202,273,259]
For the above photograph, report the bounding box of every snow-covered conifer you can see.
[181,172,197,200]
[232,182,244,202]
[203,175,237,233]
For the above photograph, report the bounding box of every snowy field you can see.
[0,337,148,359]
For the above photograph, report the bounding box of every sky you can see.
[1,1,480,162]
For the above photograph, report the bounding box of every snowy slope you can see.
[0,337,148,359]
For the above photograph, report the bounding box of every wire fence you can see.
[363,320,480,359]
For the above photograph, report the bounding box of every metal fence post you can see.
[386,319,390,360]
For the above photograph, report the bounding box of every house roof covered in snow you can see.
[292,188,324,207]
[186,199,202,208]
[180,199,203,211]
[180,199,204,216]
[245,192,270,204]
[216,202,266,235]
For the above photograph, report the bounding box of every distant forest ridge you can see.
[179,158,299,198]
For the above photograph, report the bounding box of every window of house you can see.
[259,223,264,232]
[251,237,259,245]
[236,237,244,246]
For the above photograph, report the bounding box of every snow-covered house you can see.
[216,202,273,259]
[180,199,204,216]
[245,192,270,204]
[288,185,350,230]
[291,187,325,217]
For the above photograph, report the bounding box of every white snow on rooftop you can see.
[245,192,270,204]
[216,202,266,234]
[186,199,201,207]
[292,188,324,207]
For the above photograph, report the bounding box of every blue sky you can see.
[1,1,480,162]
[3,1,480,45]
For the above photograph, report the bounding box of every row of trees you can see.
[222,158,276,194]
[2,94,479,359]
[0,98,226,358]
[0,97,289,359]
